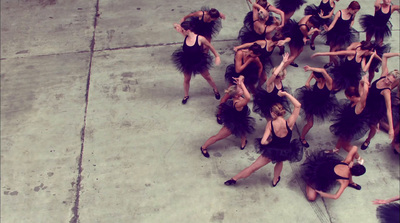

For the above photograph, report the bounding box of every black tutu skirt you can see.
[252,87,290,118]
[324,26,358,48]
[300,151,344,191]
[295,86,338,121]
[238,25,266,44]
[281,19,304,49]
[304,4,332,26]
[225,63,259,86]
[171,47,212,76]
[330,100,370,141]
[329,59,363,90]
[218,100,255,137]
[376,203,400,223]
[274,0,307,14]
[255,138,303,163]
[359,14,392,41]
[188,6,222,39]
[243,11,275,28]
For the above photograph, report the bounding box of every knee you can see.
[307,194,317,201]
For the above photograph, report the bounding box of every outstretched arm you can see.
[311,50,355,58]
[199,36,221,65]
[268,5,285,28]
[316,180,348,200]
[373,196,400,204]
[381,53,400,77]
[180,11,202,23]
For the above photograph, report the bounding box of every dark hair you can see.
[271,32,285,42]
[350,164,366,176]
[309,15,321,28]
[348,1,361,10]
[313,71,323,78]
[257,0,269,8]
[249,43,262,55]
[345,86,360,97]
[181,21,193,31]
[360,41,374,51]
[208,8,220,19]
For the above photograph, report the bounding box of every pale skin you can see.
[251,3,282,39]
[201,76,250,153]
[307,146,360,201]
[373,195,400,204]
[323,8,359,66]
[282,15,320,69]
[367,0,399,46]
[299,66,333,145]
[363,53,400,145]
[228,90,301,185]
[266,52,289,95]
[173,23,221,99]
[251,1,285,29]
[309,0,338,47]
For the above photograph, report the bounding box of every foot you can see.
[290,62,299,67]
[356,157,364,165]
[182,96,189,104]
[324,63,333,69]
[272,176,281,187]
[348,182,362,190]
[361,140,370,150]
[216,114,223,125]
[310,43,315,51]
[200,147,210,158]
[324,148,339,154]
[300,138,310,148]
[213,89,220,100]
[240,140,248,150]
[224,179,237,186]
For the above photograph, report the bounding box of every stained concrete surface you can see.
[1,0,399,222]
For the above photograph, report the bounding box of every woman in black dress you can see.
[200,76,255,158]
[172,21,221,104]
[224,90,302,187]
[301,146,366,201]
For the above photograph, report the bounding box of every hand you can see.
[305,83,311,89]
[315,190,322,194]
[323,24,329,31]
[233,46,239,52]
[313,28,320,34]
[282,52,289,63]
[319,9,324,18]
[277,90,286,97]
[277,40,286,46]
[303,65,311,72]
[215,56,221,66]
[373,199,389,205]
[220,13,226,20]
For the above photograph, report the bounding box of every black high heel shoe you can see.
[240,140,248,150]
[213,89,220,100]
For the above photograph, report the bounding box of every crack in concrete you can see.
[69,1,100,223]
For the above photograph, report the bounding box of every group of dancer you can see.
[171,0,399,221]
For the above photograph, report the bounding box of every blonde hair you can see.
[225,85,239,97]
[270,103,286,117]
[271,67,287,79]
[389,69,400,80]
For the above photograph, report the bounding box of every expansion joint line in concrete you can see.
[70,0,100,223]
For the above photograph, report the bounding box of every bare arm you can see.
[199,36,221,65]
[261,120,272,145]
[180,11,202,23]
[324,10,340,31]
[373,196,400,204]
[304,65,333,90]
[268,5,285,27]
[383,90,394,139]
[281,91,301,129]
[356,75,370,113]
[392,5,400,14]
[266,53,289,92]
[234,51,253,73]
[316,180,348,200]
[381,53,400,77]
[374,0,381,10]
[233,76,251,109]
[311,50,355,58]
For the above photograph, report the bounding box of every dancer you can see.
[180,7,225,43]
[361,53,400,150]
[323,1,360,68]
[360,0,399,46]
[281,15,321,68]
[304,0,339,50]
[172,21,221,104]
[347,41,391,82]
[238,2,282,44]
[200,76,255,158]
[216,43,263,124]
[234,32,289,79]
[274,0,306,23]
[379,86,400,153]
[329,75,371,163]
[373,195,400,223]
[253,53,290,119]
[224,90,302,187]
[296,65,337,148]
[301,146,366,201]
[311,42,379,91]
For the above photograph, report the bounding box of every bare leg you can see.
[300,115,314,143]
[284,11,295,23]
[202,126,232,150]
[365,31,373,43]
[231,155,271,181]
[310,31,319,49]
[200,70,218,93]
[368,67,375,83]
[282,45,301,69]
[273,161,283,184]
[306,185,317,201]
[241,135,247,148]
[363,124,378,147]
[183,73,191,97]
[258,72,267,89]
